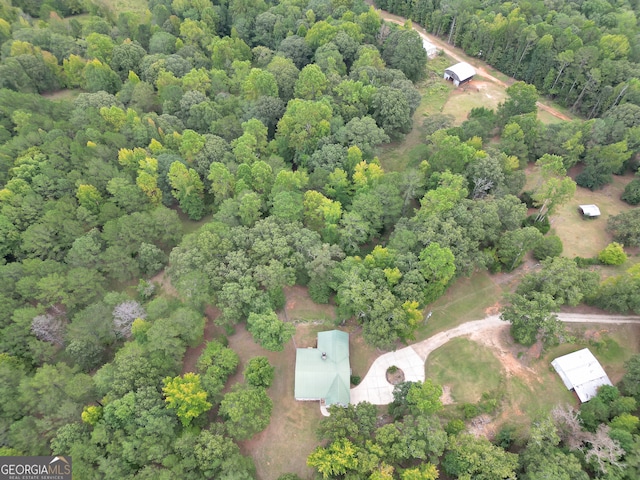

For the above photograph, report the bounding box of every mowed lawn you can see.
[424,324,640,438]
[442,79,507,125]
[226,287,380,480]
[550,172,636,258]
[426,337,503,404]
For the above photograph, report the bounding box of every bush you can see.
[523,214,551,235]
[445,419,466,435]
[462,403,480,419]
[621,179,640,205]
[519,191,535,208]
[598,242,627,266]
[532,235,563,260]
[495,425,517,449]
[350,375,361,385]
[575,256,600,267]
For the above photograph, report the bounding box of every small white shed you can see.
[579,204,601,217]
[422,38,438,58]
[551,348,612,402]
[443,62,476,86]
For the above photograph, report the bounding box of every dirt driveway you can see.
[373,4,572,121]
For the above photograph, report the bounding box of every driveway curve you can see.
[350,313,640,405]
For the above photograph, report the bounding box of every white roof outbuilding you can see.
[579,204,601,217]
[444,62,476,86]
[551,348,612,402]
[422,38,438,58]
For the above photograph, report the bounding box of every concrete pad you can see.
[350,346,424,405]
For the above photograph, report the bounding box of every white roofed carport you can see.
[551,348,612,402]
[579,204,601,217]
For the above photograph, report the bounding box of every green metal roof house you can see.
[294,330,350,406]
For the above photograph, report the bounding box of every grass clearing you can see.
[443,80,507,125]
[376,73,453,172]
[415,270,507,340]
[280,286,336,324]
[550,172,636,259]
[537,108,565,124]
[426,337,503,403]
[422,324,640,440]
[41,89,83,101]
[102,0,149,16]
[225,321,323,480]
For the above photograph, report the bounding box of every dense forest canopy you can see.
[0,0,639,478]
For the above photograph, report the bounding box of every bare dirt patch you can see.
[181,305,222,375]
[150,269,179,298]
[279,285,336,324]
[441,385,455,405]
[469,326,539,386]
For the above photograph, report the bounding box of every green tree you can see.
[276,99,332,162]
[532,154,576,222]
[501,292,562,346]
[443,434,519,480]
[419,242,456,304]
[168,161,206,220]
[497,227,543,271]
[219,384,273,440]
[246,310,295,351]
[607,209,640,247]
[382,27,427,82]
[162,373,212,426]
[532,235,563,261]
[294,64,328,100]
[243,356,275,388]
[371,87,412,140]
[83,59,122,94]
[598,242,628,265]
[497,81,538,125]
[307,438,360,479]
[406,380,444,416]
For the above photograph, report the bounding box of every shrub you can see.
[445,419,466,435]
[574,256,600,267]
[621,179,640,205]
[350,375,361,385]
[519,191,535,208]
[598,242,627,266]
[533,235,563,260]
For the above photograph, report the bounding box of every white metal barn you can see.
[551,348,612,402]
[443,62,476,86]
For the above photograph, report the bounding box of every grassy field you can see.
[550,172,636,258]
[102,0,149,16]
[423,324,640,439]
[426,337,503,403]
[443,79,507,125]
[415,270,509,340]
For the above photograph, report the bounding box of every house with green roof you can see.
[294,330,350,408]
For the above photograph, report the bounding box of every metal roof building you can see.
[294,330,350,406]
[444,62,476,86]
[551,348,612,402]
[422,38,438,58]
[579,204,601,217]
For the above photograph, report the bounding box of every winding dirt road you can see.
[373,6,572,121]
[350,313,640,405]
